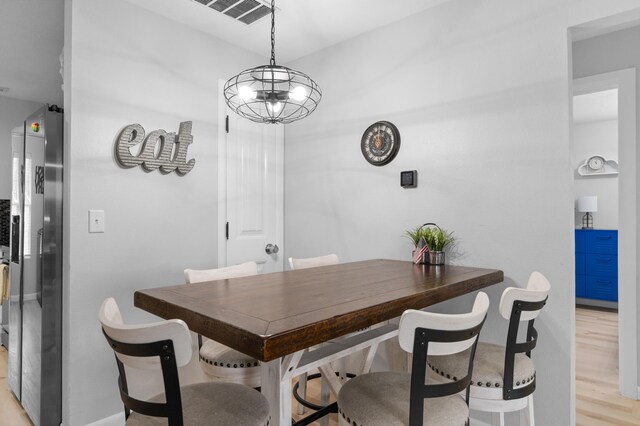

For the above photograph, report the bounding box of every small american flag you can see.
[413,236,429,264]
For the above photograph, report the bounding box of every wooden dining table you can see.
[134,259,503,426]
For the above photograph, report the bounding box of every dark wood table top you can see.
[134,259,503,361]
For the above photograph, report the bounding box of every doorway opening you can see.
[571,86,626,423]
[570,19,640,423]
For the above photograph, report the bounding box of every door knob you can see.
[265,244,279,255]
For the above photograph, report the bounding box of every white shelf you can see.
[578,155,618,176]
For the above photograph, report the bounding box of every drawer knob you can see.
[596,236,612,240]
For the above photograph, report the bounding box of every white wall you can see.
[573,119,618,229]
[283,1,640,425]
[63,0,262,424]
[0,96,42,200]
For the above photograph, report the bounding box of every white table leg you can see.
[359,343,378,374]
[261,358,291,426]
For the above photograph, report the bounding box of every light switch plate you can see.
[89,210,105,233]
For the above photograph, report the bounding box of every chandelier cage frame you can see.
[223,0,322,124]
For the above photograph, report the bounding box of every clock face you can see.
[588,156,605,171]
[361,121,400,166]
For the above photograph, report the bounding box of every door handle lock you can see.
[265,244,279,255]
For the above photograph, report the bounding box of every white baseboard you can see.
[576,298,617,310]
[85,412,124,426]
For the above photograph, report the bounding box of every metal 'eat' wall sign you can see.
[115,121,195,175]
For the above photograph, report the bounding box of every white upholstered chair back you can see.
[184,261,258,284]
[99,297,192,370]
[498,271,551,322]
[288,254,339,270]
[398,292,489,356]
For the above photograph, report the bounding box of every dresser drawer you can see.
[575,253,585,275]
[585,230,617,254]
[585,276,617,301]
[575,230,586,253]
[576,275,586,298]
[585,254,618,277]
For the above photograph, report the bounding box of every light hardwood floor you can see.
[0,347,31,425]
[2,310,638,426]
[291,375,339,426]
[576,306,640,425]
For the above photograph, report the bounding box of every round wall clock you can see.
[587,155,605,172]
[361,121,400,166]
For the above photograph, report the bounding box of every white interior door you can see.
[218,83,284,274]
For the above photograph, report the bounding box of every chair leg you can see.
[492,412,505,426]
[519,395,535,426]
[319,375,331,426]
[296,373,307,415]
[337,358,347,381]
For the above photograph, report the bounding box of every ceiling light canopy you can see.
[223,0,322,124]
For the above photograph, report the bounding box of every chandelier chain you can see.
[270,0,276,66]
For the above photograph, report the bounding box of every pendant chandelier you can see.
[223,0,322,124]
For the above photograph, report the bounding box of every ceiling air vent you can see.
[194,0,272,25]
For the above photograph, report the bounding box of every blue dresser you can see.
[575,229,618,302]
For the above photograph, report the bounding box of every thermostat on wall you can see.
[401,170,417,188]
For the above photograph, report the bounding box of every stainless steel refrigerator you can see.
[8,105,63,426]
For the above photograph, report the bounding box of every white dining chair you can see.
[183,261,258,284]
[288,253,339,270]
[99,297,270,426]
[184,261,261,387]
[427,271,551,426]
[337,292,490,425]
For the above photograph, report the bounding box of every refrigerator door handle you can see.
[37,228,43,308]
[11,216,20,264]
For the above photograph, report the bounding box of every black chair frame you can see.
[409,317,486,426]
[102,328,185,426]
[502,297,547,401]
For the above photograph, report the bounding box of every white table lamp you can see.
[578,196,598,229]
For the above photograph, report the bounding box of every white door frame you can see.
[217,79,228,268]
[217,79,285,270]
[572,68,638,399]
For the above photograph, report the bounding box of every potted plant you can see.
[422,226,454,265]
[405,225,426,247]
[405,225,428,264]
[405,223,455,265]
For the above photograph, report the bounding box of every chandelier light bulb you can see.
[289,86,307,101]
[238,86,257,101]
[267,101,283,114]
